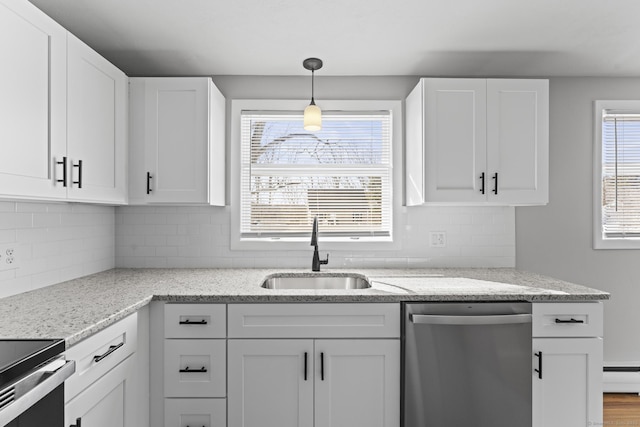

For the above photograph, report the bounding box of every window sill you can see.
[231,236,395,251]
[594,237,640,250]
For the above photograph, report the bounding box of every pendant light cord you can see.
[310,69,316,105]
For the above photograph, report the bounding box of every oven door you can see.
[0,357,75,427]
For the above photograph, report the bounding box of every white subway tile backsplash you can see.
[114,205,516,269]
[0,201,115,299]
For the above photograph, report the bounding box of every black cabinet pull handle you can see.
[179,319,208,325]
[555,318,585,324]
[320,352,324,381]
[70,417,82,427]
[72,160,83,188]
[179,366,207,373]
[57,157,67,187]
[304,352,308,381]
[479,172,485,194]
[492,172,498,194]
[534,351,542,379]
[93,342,124,363]
[146,172,152,194]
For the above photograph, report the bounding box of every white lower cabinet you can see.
[532,338,603,427]
[532,302,603,427]
[64,313,138,427]
[65,356,135,427]
[228,339,400,427]
[227,303,401,427]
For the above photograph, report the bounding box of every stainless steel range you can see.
[0,339,75,427]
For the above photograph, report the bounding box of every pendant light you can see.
[303,57,323,131]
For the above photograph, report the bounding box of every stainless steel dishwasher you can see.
[403,302,532,427]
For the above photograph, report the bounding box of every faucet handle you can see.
[320,253,329,265]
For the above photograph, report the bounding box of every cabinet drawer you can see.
[164,304,226,338]
[164,398,226,427]
[228,303,400,338]
[164,339,226,397]
[64,313,137,402]
[533,302,603,337]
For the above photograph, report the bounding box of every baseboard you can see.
[604,367,640,393]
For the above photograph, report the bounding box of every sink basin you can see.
[262,274,371,290]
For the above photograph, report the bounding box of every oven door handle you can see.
[409,313,532,325]
[0,357,75,426]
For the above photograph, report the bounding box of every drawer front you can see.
[533,302,603,337]
[228,303,400,338]
[164,304,226,338]
[164,398,226,427]
[164,339,226,397]
[64,313,137,402]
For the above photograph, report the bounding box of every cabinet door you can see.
[0,0,66,199]
[228,339,314,427]
[424,78,487,203]
[164,398,226,427]
[315,339,400,427]
[164,339,226,398]
[487,79,549,204]
[532,338,602,427]
[67,33,127,204]
[143,78,209,203]
[65,356,136,427]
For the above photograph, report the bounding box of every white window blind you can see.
[240,111,392,239]
[601,112,640,238]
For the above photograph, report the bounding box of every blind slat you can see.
[241,112,392,238]
[601,113,640,238]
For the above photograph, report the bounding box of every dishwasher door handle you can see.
[409,313,532,325]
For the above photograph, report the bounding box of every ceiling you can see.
[28,0,640,77]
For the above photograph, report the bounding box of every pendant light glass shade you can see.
[304,102,322,131]
[302,58,323,132]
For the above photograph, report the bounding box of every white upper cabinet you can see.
[128,77,226,205]
[0,0,67,199]
[66,33,128,204]
[0,0,128,204]
[405,78,549,206]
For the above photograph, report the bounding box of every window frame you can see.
[593,100,640,249]
[230,99,402,251]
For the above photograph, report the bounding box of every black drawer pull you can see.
[94,342,124,363]
[180,366,207,373]
[70,417,82,427]
[320,352,325,381]
[179,319,208,325]
[57,157,67,187]
[534,351,542,379]
[555,318,584,324]
[479,172,485,194]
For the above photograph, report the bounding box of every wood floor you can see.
[604,393,640,424]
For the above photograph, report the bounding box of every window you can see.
[239,110,392,241]
[594,100,640,249]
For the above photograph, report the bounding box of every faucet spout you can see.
[310,215,329,271]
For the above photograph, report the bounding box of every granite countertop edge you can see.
[0,268,610,347]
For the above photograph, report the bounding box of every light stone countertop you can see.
[0,268,609,347]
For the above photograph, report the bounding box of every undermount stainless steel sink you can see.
[261,274,371,290]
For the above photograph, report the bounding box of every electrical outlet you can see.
[429,231,447,248]
[0,244,18,271]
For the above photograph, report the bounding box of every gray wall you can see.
[516,77,640,365]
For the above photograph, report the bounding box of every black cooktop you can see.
[0,339,64,386]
